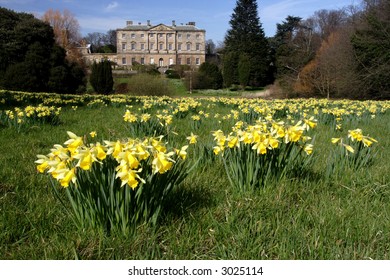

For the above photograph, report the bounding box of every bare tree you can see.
[42,9,84,65]
[42,9,81,50]
[311,9,348,39]
[295,26,362,98]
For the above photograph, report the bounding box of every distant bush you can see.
[165,69,180,79]
[127,74,175,96]
[184,62,223,90]
[115,82,129,94]
[90,60,114,95]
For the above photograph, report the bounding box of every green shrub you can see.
[127,74,175,96]
[90,60,114,95]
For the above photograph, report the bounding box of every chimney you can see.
[172,20,176,27]
[187,21,196,26]
[126,20,133,26]
[147,20,151,26]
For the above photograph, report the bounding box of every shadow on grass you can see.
[160,181,216,223]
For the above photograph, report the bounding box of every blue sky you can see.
[0,0,355,42]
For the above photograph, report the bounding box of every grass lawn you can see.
[0,94,389,259]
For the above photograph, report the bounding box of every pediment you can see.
[149,24,174,31]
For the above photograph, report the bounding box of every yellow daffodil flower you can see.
[152,152,175,174]
[59,168,76,188]
[186,133,198,144]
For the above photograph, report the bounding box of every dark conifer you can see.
[224,0,272,86]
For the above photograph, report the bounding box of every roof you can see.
[117,22,205,32]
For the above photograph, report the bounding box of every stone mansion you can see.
[81,20,206,69]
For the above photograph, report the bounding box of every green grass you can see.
[85,74,262,97]
[1,98,390,259]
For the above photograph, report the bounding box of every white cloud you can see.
[105,1,119,11]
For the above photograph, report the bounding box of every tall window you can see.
[159,43,163,50]
[178,34,182,39]
[178,43,182,51]
[186,57,191,65]
[122,33,126,39]
[141,34,145,38]
[150,43,154,50]
[141,43,145,50]
[187,33,191,39]
[168,43,173,51]
[131,57,136,64]
[122,57,126,65]
[177,58,181,65]
[131,43,136,50]
[187,43,191,51]
[141,57,145,65]
[196,58,200,65]
[122,43,126,51]
[150,57,155,64]
[196,43,200,51]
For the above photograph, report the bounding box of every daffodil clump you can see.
[35,131,192,234]
[123,109,172,137]
[213,116,316,191]
[328,128,378,174]
[0,105,61,132]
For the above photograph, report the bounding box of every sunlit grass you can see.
[0,93,389,259]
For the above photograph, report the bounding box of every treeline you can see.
[1,1,389,100]
[270,0,390,99]
[196,0,389,99]
[0,7,86,94]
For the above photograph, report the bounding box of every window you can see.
[150,57,155,64]
[131,57,136,64]
[196,58,200,65]
[178,34,182,39]
[187,57,191,65]
[196,43,200,51]
[141,34,145,38]
[131,43,136,50]
[159,33,163,38]
[168,43,173,50]
[122,43,126,50]
[187,33,191,39]
[159,43,164,50]
[168,33,172,38]
[177,58,181,65]
[131,33,135,38]
[150,33,154,38]
[169,58,174,65]
[187,43,191,51]
[178,43,182,51]
[150,43,154,50]
[141,43,145,50]
[122,33,126,39]
[141,57,145,65]
[122,57,127,65]
[196,34,200,39]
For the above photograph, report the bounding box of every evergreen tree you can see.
[90,60,113,94]
[0,7,86,93]
[222,52,238,87]
[197,62,223,89]
[224,0,271,86]
[238,54,250,88]
[351,0,390,99]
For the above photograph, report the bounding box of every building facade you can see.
[116,20,206,68]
